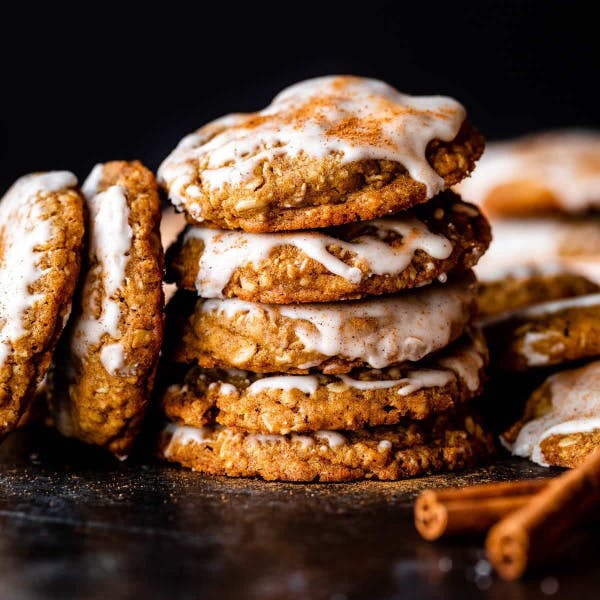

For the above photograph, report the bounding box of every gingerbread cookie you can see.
[0,172,84,436]
[52,161,164,457]
[483,293,600,370]
[457,130,600,216]
[161,329,487,434]
[158,76,484,232]
[502,360,600,467]
[158,412,494,482]
[476,269,599,318]
[167,193,490,303]
[170,275,475,374]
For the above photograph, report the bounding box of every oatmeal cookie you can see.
[168,193,490,303]
[158,76,484,232]
[51,161,164,457]
[157,412,495,482]
[170,275,475,374]
[0,172,84,436]
[502,360,600,467]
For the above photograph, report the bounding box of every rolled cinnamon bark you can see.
[486,449,600,580]
[415,479,548,540]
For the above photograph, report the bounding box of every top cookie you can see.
[457,130,600,216]
[0,172,84,436]
[158,76,484,232]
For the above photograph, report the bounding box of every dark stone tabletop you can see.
[0,426,598,600]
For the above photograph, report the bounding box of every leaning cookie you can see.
[0,172,84,436]
[502,360,600,468]
[162,329,487,434]
[482,293,600,371]
[158,76,484,232]
[51,161,164,457]
[170,275,475,374]
[476,269,599,318]
[157,412,495,482]
[168,193,490,303]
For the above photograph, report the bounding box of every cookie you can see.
[158,76,484,232]
[170,275,475,374]
[476,269,599,318]
[483,293,600,371]
[167,193,490,303]
[457,130,600,216]
[502,360,600,467]
[157,412,495,482]
[0,172,84,436]
[51,161,164,457]
[161,329,487,434]
[473,216,600,282]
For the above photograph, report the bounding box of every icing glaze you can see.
[505,360,600,466]
[0,171,77,366]
[202,281,472,369]
[246,375,319,395]
[100,343,126,375]
[158,76,466,217]
[202,291,470,369]
[457,130,600,213]
[438,336,485,391]
[314,430,347,448]
[70,167,133,375]
[377,440,393,453]
[184,216,452,297]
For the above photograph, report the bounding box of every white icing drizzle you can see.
[521,331,564,367]
[202,281,471,369]
[377,440,393,453]
[69,167,133,375]
[457,130,600,213]
[314,430,347,448]
[246,375,319,396]
[505,360,600,466]
[338,370,453,395]
[158,76,466,217]
[185,217,452,297]
[100,344,126,375]
[438,337,485,391]
[291,434,315,450]
[163,422,214,458]
[213,382,237,395]
[0,171,77,366]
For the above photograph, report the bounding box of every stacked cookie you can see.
[156,76,495,481]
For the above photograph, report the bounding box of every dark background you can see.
[1,0,597,194]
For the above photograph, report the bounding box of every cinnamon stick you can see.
[415,479,548,540]
[486,449,600,581]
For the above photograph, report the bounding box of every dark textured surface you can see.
[0,427,598,600]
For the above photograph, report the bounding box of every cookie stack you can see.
[156,76,495,481]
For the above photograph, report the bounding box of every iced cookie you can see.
[52,161,164,457]
[457,130,600,216]
[161,329,487,434]
[0,172,84,436]
[472,216,600,282]
[476,269,599,318]
[170,275,475,374]
[158,412,494,482]
[158,76,484,232]
[167,193,490,303]
[502,360,600,467]
[483,293,600,371]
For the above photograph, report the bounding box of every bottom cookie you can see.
[502,359,600,468]
[158,413,495,482]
